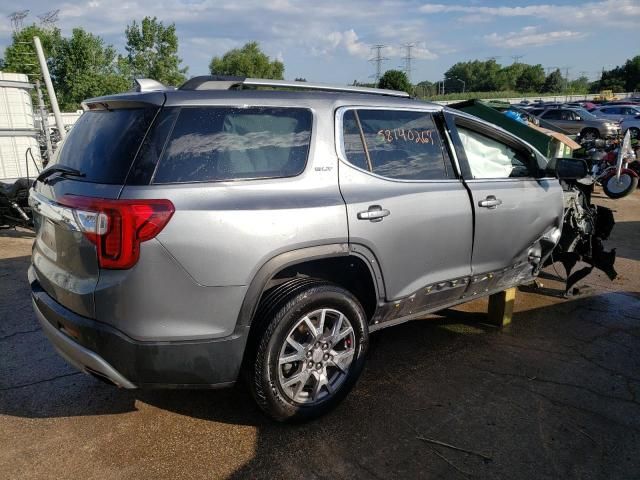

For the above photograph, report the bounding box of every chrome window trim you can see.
[334,105,460,184]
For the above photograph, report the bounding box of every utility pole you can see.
[33,36,65,140]
[35,80,53,161]
[511,54,524,64]
[402,43,415,83]
[369,45,388,84]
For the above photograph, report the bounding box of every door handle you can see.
[357,205,390,222]
[478,195,502,209]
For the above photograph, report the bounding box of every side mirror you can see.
[552,158,589,179]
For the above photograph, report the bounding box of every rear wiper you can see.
[36,165,85,184]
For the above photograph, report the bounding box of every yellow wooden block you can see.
[487,287,516,327]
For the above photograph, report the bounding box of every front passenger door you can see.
[446,114,564,292]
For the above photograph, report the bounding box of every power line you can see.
[369,45,388,84]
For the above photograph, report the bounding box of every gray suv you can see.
[532,107,620,139]
[29,77,564,421]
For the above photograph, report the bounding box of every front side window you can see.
[341,109,450,180]
[542,110,562,120]
[457,126,535,179]
[153,107,312,183]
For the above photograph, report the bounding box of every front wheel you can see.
[249,280,368,422]
[581,128,600,141]
[602,171,639,199]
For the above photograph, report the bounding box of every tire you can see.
[581,128,600,141]
[602,171,639,199]
[248,279,369,422]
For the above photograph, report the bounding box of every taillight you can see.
[60,195,174,269]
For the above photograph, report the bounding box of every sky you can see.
[1,0,639,85]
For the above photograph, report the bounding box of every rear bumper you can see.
[30,268,249,388]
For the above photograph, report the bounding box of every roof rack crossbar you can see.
[178,76,410,98]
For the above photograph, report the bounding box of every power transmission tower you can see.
[402,43,415,83]
[38,10,60,29]
[8,10,29,33]
[559,66,572,92]
[369,45,388,84]
[511,54,524,64]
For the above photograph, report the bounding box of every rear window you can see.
[152,107,312,183]
[52,108,158,184]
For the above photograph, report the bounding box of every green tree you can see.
[378,69,411,93]
[568,76,590,94]
[543,69,564,93]
[3,24,62,82]
[53,28,131,110]
[123,17,187,86]
[415,80,436,97]
[515,64,545,92]
[209,42,284,79]
[445,59,501,92]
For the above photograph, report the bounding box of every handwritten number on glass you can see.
[377,128,434,144]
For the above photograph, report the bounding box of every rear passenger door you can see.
[446,113,563,292]
[337,107,473,303]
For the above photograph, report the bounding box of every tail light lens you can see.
[60,195,174,269]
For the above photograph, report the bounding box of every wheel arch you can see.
[236,243,385,328]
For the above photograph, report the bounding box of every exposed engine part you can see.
[547,181,616,294]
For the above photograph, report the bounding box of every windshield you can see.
[52,108,158,184]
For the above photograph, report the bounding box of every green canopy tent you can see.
[448,99,574,158]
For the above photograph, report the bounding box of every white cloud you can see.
[484,26,587,48]
[419,0,640,27]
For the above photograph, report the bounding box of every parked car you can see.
[591,105,640,122]
[534,107,620,140]
[30,77,584,421]
[620,115,640,139]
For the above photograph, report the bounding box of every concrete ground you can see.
[1,191,639,480]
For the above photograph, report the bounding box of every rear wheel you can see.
[602,171,639,199]
[581,128,600,141]
[248,280,368,422]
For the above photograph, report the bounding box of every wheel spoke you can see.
[283,370,310,389]
[318,309,327,335]
[311,371,328,401]
[302,315,319,338]
[334,326,354,344]
[286,337,305,353]
[330,349,355,373]
[330,313,344,340]
[279,351,305,365]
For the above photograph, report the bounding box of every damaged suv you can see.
[29,77,605,421]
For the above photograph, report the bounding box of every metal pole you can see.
[33,36,65,140]
[35,80,53,162]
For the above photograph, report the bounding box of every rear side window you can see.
[52,108,158,184]
[152,107,312,183]
[341,109,450,180]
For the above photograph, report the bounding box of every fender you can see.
[601,167,639,180]
[236,243,386,327]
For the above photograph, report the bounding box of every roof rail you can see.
[178,75,410,98]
